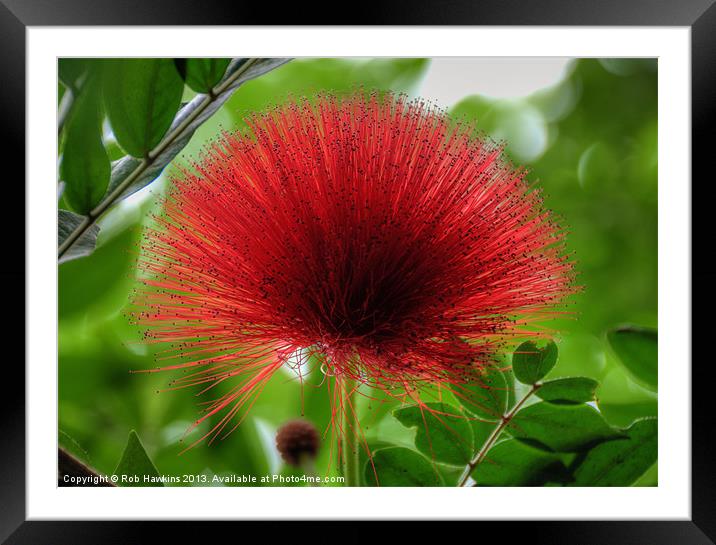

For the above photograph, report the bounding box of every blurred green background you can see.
[58,57,657,485]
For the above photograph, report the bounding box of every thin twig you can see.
[457,383,541,487]
[58,58,259,260]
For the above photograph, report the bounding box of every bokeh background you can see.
[58,57,657,485]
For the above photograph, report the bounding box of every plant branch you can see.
[57,58,259,260]
[58,447,115,487]
[457,383,541,487]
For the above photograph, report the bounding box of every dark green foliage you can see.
[104,58,289,202]
[607,326,658,390]
[569,418,657,486]
[58,58,289,265]
[114,431,163,487]
[471,439,568,486]
[512,340,558,385]
[177,58,232,93]
[364,447,443,486]
[454,364,510,420]
[507,401,622,452]
[60,74,110,214]
[103,59,185,157]
[393,403,474,466]
[536,377,599,403]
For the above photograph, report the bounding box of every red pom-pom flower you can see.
[134,92,574,448]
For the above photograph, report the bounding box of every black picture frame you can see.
[3,1,713,542]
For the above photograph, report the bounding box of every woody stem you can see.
[457,382,541,487]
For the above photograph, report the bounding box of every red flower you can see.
[133,92,574,448]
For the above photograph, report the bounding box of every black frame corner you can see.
[5,0,714,542]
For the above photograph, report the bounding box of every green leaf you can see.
[364,447,443,487]
[59,59,90,91]
[104,139,126,162]
[58,209,100,264]
[470,418,497,454]
[179,58,232,93]
[454,364,509,420]
[59,218,139,316]
[599,59,657,77]
[59,59,107,93]
[59,429,91,464]
[633,461,658,487]
[393,402,473,466]
[105,58,290,201]
[570,418,657,486]
[512,340,558,385]
[60,76,110,214]
[596,367,657,427]
[472,439,568,486]
[113,430,162,487]
[607,325,657,391]
[103,59,185,157]
[598,400,658,428]
[507,401,623,452]
[536,377,599,403]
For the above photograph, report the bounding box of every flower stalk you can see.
[341,378,361,487]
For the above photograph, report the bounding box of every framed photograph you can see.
[5,0,713,542]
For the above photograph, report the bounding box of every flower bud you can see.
[275,419,320,466]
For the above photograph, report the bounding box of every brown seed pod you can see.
[275,419,320,466]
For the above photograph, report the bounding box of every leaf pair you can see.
[512,339,600,403]
[373,336,657,487]
[60,58,186,214]
[58,58,290,263]
[469,400,627,486]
